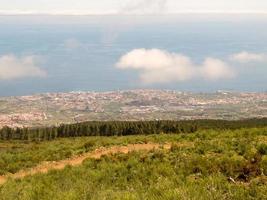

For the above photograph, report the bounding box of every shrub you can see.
[83,141,96,150]
[257,144,267,155]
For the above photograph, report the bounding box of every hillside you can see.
[0,126,267,199]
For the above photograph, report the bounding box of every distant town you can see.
[0,90,266,128]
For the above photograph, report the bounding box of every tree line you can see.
[0,118,267,141]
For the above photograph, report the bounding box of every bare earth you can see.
[0,142,175,185]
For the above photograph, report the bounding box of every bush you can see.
[257,144,267,155]
[261,156,267,175]
[83,141,96,151]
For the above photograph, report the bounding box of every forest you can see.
[0,118,267,141]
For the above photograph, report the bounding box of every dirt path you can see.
[0,143,173,185]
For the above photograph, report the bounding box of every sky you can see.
[1,0,267,15]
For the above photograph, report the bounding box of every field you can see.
[1,127,267,199]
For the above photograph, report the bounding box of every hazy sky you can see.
[1,0,267,14]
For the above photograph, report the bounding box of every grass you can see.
[0,127,267,199]
[0,134,184,175]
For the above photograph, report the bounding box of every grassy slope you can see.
[1,128,267,199]
[0,134,183,175]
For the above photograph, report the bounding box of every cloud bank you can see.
[120,0,168,14]
[0,55,46,80]
[230,51,266,63]
[116,49,235,84]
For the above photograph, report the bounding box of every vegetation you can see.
[1,118,267,141]
[1,126,267,199]
[0,134,181,175]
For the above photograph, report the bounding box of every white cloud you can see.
[120,0,168,15]
[0,54,46,80]
[230,51,266,63]
[201,58,235,80]
[116,49,235,84]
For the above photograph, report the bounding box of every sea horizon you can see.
[0,14,267,96]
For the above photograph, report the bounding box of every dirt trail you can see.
[0,143,173,185]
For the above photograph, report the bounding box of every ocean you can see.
[0,15,267,96]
